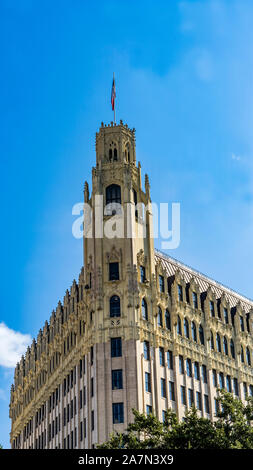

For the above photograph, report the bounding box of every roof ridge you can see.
[155,248,253,307]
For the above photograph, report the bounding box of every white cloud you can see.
[232,153,241,161]
[0,323,32,368]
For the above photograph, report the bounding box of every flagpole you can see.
[113,72,116,124]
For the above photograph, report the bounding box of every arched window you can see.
[184,318,189,338]
[165,310,171,330]
[199,324,204,345]
[105,184,121,215]
[191,321,197,342]
[230,339,235,358]
[223,336,228,355]
[246,347,251,366]
[216,333,221,352]
[177,316,182,336]
[157,307,163,327]
[241,346,244,363]
[142,298,148,321]
[210,331,214,350]
[113,148,118,161]
[110,296,120,317]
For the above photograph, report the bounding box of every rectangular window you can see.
[194,362,200,380]
[178,284,183,301]
[159,347,165,366]
[159,275,165,293]
[214,398,219,415]
[188,388,194,407]
[146,405,152,416]
[91,410,95,431]
[112,370,123,390]
[224,308,229,324]
[219,372,224,389]
[145,372,151,393]
[112,403,124,424]
[204,395,210,414]
[144,341,150,360]
[91,378,94,397]
[79,390,82,409]
[179,355,184,374]
[140,266,146,283]
[202,365,207,384]
[167,350,173,370]
[90,346,94,365]
[196,391,202,410]
[243,382,247,399]
[213,369,217,387]
[169,381,175,401]
[83,386,86,405]
[109,262,119,281]
[186,358,192,377]
[233,378,239,396]
[181,386,186,405]
[210,301,215,317]
[161,378,166,398]
[249,385,253,397]
[226,375,231,393]
[111,337,122,357]
[192,292,198,309]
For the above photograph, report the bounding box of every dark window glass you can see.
[181,386,186,405]
[186,358,192,377]
[112,370,123,390]
[210,301,215,317]
[159,347,165,366]
[161,378,166,398]
[224,308,229,324]
[192,292,198,309]
[106,184,121,205]
[142,298,148,320]
[109,262,119,281]
[199,325,204,345]
[178,284,183,301]
[188,388,194,407]
[202,365,207,383]
[165,310,171,330]
[184,318,189,338]
[140,266,146,283]
[179,355,184,374]
[169,381,175,401]
[204,395,210,414]
[157,307,163,327]
[145,372,151,392]
[111,338,122,357]
[159,275,165,293]
[167,350,173,370]
[112,403,124,424]
[144,341,150,360]
[110,295,120,317]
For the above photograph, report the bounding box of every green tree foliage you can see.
[98,390,253,449]
[0,444,3,449]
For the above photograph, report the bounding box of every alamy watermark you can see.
[72,196,180,250]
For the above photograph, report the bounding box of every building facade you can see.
[9,121,253,449]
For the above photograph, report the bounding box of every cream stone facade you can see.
[9,121,253,449]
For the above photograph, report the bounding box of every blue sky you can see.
[1,0,253,448]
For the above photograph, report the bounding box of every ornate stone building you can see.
[9,121,253,449]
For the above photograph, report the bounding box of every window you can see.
[219,372,224,389]
[191,321,197,342]
[177,316,182,335]
[249,385,253,397]
[210,331,214,350]
[167,350,173,370]
[214,398,219,415]
[159,275,165,293]
[179,355,184,374]
[157,307,163,327]
[146,405,152,416]
[243,382,247,399]
[224,308,229,324]
[226,375,231,393]
[233,378,239,396]
[202,365,207,384]
[241,346,244,363]
[230,339,235,359]
[194,362,200,380]
[192,292,198,309]
[165,310,171,330]
[188,389,194,407]
[240,315,244,332]
[184,318,189,338]
[178,284,183,301]
[133,189,138,218]
[111,338,122,357]
[169,381,175,401]
[196,392,202,411]
[159,347,165,366]
[106,184,121,214]
[204,395,210,414]
[112,370,123,390]
[246,347,251,366]
[145,373,151,393]
[112,403,124,424]
[143,341,150,360]
[199,325,204,345]
[142,298,148,320]
[216,333,221,352]
[161,378,166,398]
[140,266,146,283]
[186,358,192,377]
[162,410,166,423]
[223,336,228,355]
[109,262,119,281]
[210,301,215,317]
[181,386,186,405]
[110,296,120,317]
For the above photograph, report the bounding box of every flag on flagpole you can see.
[111,75,116,111]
